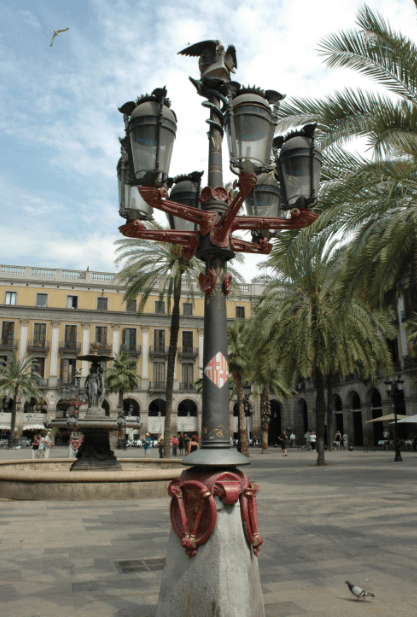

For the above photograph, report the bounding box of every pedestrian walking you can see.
[143,433,152,458]
[38,434,46,458]
[178,432,184,455]
[172,434,179,456]
[342,432,348,450]
[304,431,311,450]
[278,430,288,456]
[31,434,39,459]
[290,432,296,448]
[335,430,342,450]
[157,433,164,458]
[44,431,54,459]
[188,435,199,453]
[184,433,190,453]
[310,431,317,450]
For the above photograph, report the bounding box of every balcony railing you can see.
[90,342,112,355]
[59,341,81,355]
[28,339,50,353]
[149,381,166,391]
[0,339,18,351]
[149,345,170,356]
[180,382,196,391]
[120,343,141,356]
[178,346,198,359]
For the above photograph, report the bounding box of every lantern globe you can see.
[168,173,203,231]
[277,132,322,209]
[227,90,274,174]
[245,173,280,218]
[117,157,153,221]
[243,382,251,398]
[129,99,177,185]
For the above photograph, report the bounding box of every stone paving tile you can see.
[0,450,416,616]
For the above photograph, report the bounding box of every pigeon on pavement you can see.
[345,581,375,601]
[50,28,69,47]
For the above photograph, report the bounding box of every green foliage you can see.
[105,352,140,397]
[275,1,417,310]
[0,351,44,402]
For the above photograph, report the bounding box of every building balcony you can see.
[120,344,142,356]
[149,381,166,391]
[59,341,81,355]
[89,342,112,355]
[149,345,170,357]
[0,339,18,351]
[179,382,196,391]
[37,378,49,388]
[178,346,198,359]
[28,339,50,354]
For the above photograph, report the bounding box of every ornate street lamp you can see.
[118,87,177,187]
[273,124,322,210]
[117,39,322,617]
[384,375,405,462]
[117,145,153,221]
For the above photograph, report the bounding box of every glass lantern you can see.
[117,157,153,220]
[226,89,275,175]
[168,172,203,231]
[245,173,280,218]
[275,125,322,210]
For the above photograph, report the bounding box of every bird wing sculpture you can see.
[345,581,375,601]
[178,40,237,81]
[50,28,69,47]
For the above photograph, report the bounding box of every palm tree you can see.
[254,232,395,465]
[274,2,417,310]
[116,224,243,457]
[0,351,44,446]
[227,321,251,457]
[105,351,140,410]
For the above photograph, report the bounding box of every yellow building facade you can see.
[0,264,261,440]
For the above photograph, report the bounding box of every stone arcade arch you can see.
[333,393,343,434]
[349,391,363,446]
[297,398,308,435]
[123,398,140,416]
[148,398,166,437]
[368,387,383,444]
[178,399,198,434]
[24,397,48,414]
[269,400,282,445]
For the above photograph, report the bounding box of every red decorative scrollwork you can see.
[223,273,232,295]
[168,468,263,558]
[199,270,216,294]
[200,186,231,205]
[231,237,273,255]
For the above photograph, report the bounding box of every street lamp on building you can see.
[117,40,322,616]
[384,375,404,462]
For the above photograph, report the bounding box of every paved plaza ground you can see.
[0,446,416,617]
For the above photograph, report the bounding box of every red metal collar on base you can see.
[168,468,263,558]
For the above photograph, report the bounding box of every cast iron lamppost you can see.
[117,39,322,617]
[229,381,252,452]
[384,375,404,462]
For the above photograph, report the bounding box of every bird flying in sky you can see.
[50,28,69,47]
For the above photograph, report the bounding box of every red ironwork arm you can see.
[233,208,319,232]
[138,186,218,235]
[210,173,257,248]
[119,222,200,260]
[230,236,272,255]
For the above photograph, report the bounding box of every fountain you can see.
[47,342,141,471]
[0,342,182,500]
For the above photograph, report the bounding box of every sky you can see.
[1,0,416,282]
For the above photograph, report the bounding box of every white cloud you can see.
[1,0,416,280]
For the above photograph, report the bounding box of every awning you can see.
[397,414,417,424]
[366,413,407,423]
[24,424,46,430]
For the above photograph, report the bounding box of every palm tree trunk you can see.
[10,388,18,448]
[235,373,249,457]
[261,383,270,454]
[164,273,182,458]
[326,374,334,451]
[315,368,326,466]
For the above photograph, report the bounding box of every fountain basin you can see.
[0,458,182,501]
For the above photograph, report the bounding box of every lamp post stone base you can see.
[156,496,265,617]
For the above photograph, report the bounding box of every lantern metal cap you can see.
[181,447,251,467]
